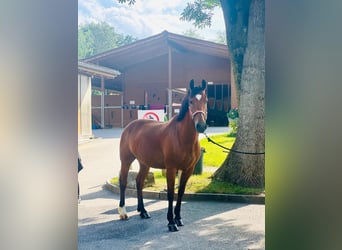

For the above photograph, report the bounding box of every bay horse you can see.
[118,79,208,232]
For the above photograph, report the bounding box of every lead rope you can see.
[203,132,265,155]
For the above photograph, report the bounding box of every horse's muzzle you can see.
[196,122,207,133]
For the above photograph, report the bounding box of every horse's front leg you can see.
[166,167,178,232]
[174,168,192,227]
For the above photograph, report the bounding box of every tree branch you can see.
[180,0,220,29]
[117,0,136,6]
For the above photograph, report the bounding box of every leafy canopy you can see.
[78,22,137,59]
[180,0,220,28]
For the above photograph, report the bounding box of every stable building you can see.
[78,61,120,139]
[83,30,236,128]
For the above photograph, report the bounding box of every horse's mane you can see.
[176,86,204,122]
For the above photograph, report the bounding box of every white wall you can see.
[78,74,93,139]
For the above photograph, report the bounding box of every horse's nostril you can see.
[196,123,207,133]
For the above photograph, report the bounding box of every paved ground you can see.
[78,127,265,249]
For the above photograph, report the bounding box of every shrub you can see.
[228,119,238,137]
[227,108,239,119]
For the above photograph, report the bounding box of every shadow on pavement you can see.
[79,188,264,249]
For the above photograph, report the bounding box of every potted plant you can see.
[228,108,239,120]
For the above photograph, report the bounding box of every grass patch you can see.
[200,133,235,167]
[110,171,263,195]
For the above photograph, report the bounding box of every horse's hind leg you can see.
[118,154,135,220]
[136,162,151,219]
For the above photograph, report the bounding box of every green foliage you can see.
[227,108,239,119]
[117,0,136,5]
[196,177,263,195]
[78,22,137,59]
[182,29,203,39]
[228,119,238,137]
[91,89,102,96]
[180,0,220,29]
[78,28,94,59]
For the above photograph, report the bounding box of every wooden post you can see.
[168,46,172,119]
[121,94,124,128]
[101,76,105,128]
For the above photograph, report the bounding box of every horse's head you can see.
[188,79,208,133]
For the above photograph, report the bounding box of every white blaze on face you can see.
[195,94,202,101]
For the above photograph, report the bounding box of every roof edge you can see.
[78,61,120,79]
[82,30,229,63]
[82,31,169,63]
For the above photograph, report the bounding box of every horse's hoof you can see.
[119,214,128,220]
[175,218,184,227]
[118,206,128,220]
[140,212,151,219]
[168,224,179,232]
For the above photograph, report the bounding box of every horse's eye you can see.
[189,100,193,104]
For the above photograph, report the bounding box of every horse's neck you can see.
[175,112,198,144]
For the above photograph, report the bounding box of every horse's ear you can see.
[189,79,195,90]
[201,80,207,90]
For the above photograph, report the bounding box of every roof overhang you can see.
[82,31,230,71]
[78,61,121,79]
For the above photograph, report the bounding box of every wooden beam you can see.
[101,76,105,128]
[168,46,172,120]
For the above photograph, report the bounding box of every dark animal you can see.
[118,79,208,232]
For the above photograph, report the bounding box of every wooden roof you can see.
[82,30,229,71]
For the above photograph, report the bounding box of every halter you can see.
[190,110,207,121]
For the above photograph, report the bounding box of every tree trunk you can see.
[220,0,250,101]
[213,0,265,188]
